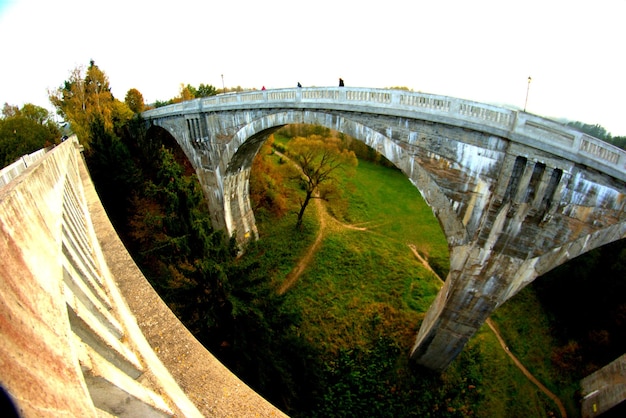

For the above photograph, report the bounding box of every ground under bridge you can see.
[143,87,626,372]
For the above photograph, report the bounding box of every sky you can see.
[1,0,625,136]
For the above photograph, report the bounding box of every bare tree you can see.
[288,135,357,229]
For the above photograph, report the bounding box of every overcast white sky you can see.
[1,0,625,136]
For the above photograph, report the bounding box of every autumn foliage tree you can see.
[49,60,133,149]
[287,134,357,229]
[124,88,145,113]
[249,135,288,218]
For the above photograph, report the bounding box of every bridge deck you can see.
[144,87,626,182]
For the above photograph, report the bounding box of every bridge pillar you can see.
[195,165,228,231]
[410,244,534,371]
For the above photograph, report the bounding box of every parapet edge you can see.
[80,154,288,417]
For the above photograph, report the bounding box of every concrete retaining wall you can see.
[0,138,286,417]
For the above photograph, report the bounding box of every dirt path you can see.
[408,245,567,418]
[277,197,327,295]
[486,319,567,418]
[277,193,372,296]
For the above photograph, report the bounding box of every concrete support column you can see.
[223,168,258,242]
[195,166,227,231]
[410,246,533,371]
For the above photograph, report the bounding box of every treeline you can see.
[43,60,240,346]
[567,121,626,150]
[153,83,253,108]
[45,61,313,412]
[95,120,239,342]
[0,103,60,166]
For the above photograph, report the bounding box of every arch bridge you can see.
[143,87,626,371]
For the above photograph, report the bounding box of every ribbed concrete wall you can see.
[0,137,286,417]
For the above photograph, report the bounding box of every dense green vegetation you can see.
[0,103,60,166]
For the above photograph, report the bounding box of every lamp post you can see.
[221,74,225,94]
[524,76,532,112]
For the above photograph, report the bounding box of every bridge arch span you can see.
[144,87,626,371]
[222,109,465,247]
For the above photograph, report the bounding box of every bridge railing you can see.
[143,87,626,182]
[0,137,201,416]
[0,146,50,187]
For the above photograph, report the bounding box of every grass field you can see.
[491,286,582,416]
[245,133,576,417]
[279,158,445,350]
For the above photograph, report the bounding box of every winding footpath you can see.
[485,319,567,418]
[277,196,326,295]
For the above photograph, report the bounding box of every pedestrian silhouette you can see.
[339,78,344,87]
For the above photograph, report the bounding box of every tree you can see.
[125,88,145,113]
[20,104,50,125]
[50,66,89,143]
[49,61,131,150]
[288,135,357,229]
[249,135,288,218]
[0,103,59,167]
[2,103,19,118]
[179,82,219,100]
[178,84,195,102]
[196,83,218,98]
[609,136,626,150]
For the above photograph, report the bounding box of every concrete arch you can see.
[145,124,196,170]
[144,87,626,372]
[222,109,466,248]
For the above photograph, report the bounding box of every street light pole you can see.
[524,76,532,112]
[221,74,225,94]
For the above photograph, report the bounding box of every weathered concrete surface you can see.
[581,354,626,417]
[143,88,626,372]
[0,138,201,416]
[0,141,95,416]
[0,138,286,417]
[87,149,288,417]
[0,147,48,187]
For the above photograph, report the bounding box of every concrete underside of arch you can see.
[148,108,626,371]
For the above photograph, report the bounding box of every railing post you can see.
[295,86,302,104]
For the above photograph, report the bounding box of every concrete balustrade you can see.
[0,148,48,187]
[144,87,626,181]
